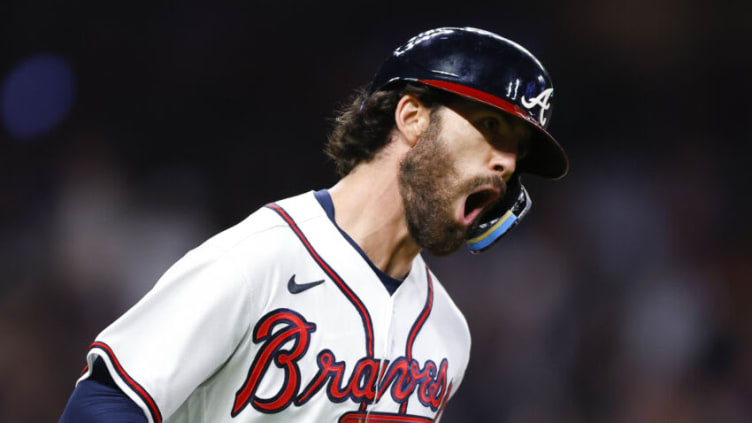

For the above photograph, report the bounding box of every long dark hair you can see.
[324,83,450,176]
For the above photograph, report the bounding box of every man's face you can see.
[398,99,529,255]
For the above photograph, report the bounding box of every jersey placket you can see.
[369,289,397,415]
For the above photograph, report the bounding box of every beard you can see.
[398,116,505,256]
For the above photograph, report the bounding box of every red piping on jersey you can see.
[90,341,163,423]
[266,203,375,355]
[436,381,453,420]
[399,267,435,415]
[339,411,434,422]
[266,203,376,412]
[406,268,434,361]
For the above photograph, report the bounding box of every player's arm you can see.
[67,243,254,421]
[59,358,147,423]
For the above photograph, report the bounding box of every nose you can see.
[490,148,518,181]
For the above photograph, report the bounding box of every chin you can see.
[411,221,468,257]
[425,244,463,257]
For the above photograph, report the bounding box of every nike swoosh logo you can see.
[288,274,325,294]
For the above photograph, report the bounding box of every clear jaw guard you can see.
[466,176,532,253]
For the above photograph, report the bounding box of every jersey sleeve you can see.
[77,244,253,423]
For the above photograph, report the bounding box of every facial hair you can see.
[399,115,505,256]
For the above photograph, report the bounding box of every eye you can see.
[517,137,531,160]
[478,116,500,133]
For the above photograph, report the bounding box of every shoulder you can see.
[411,255,472,358]
[199,190,324,256]
[179,190,329,285]
[427,266,471,348]
[204,191,317,248]
[413,256,473,393]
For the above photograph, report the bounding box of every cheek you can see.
[440,127,492,170]
[447,143,489,179]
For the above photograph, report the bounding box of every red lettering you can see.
[231,309,315,416]
[349,359,379,400]
[232,310,452,419]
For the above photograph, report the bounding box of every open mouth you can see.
[459,187,501,226]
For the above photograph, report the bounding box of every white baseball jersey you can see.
[78,191,471,423]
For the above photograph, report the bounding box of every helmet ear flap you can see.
[466,175,532,253]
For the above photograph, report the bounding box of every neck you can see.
[329,154,420,280]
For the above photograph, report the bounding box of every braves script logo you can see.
[232,309,452,420]
[521,87,553,126]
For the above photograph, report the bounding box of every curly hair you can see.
[324,83,451,176]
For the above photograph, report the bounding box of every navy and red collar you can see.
[313,189,403,295]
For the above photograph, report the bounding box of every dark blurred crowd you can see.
[1,1,751,422]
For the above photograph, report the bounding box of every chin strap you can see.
[466,177,532,253]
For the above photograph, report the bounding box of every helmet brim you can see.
[419,79,569,180]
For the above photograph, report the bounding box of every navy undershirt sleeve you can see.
[59,357,147,423]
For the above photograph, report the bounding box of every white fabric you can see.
[78,191,471,423]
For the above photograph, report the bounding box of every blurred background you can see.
[1,1,751,422]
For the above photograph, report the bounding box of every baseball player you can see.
[59,27,568,423]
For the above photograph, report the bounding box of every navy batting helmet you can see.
[368,26,569,180]
[368,27,569,252]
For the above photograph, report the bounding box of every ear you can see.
[394,94,431,148]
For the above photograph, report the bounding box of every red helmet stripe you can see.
[418,79,540,128]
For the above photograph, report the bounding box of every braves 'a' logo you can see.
[521,87,553,126]
[232,309,452,421]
